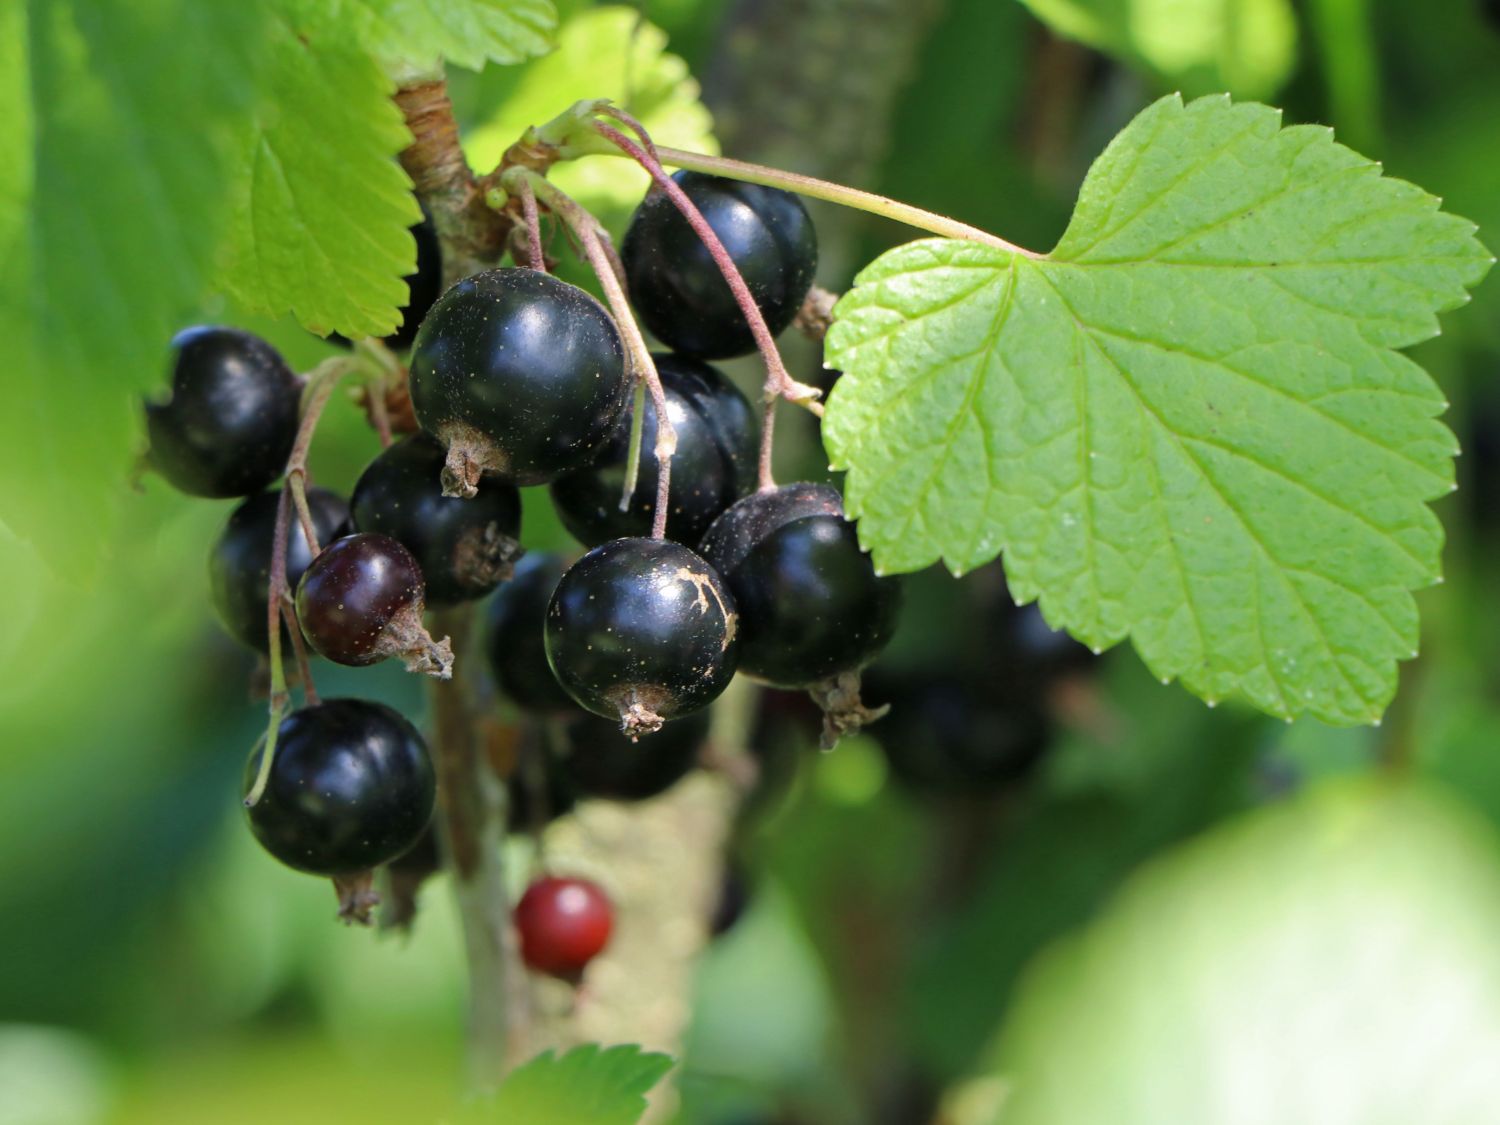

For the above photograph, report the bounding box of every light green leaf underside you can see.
[333,0,556,77]
[992,780,1500,1125]
[0,1,265,571]
[218,5,420,339]
[472,1044,673,1124]
[1017,0,1298,100]
[824,94,1491,725]
[465,5,717,235]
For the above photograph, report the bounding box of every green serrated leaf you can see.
[218,4,420,339]
[824,94,1492,725]
[1017,0,1298,100]
[335,0,556,79]
[990,779,1500,1125]
[470,1044,673,1125]
[0,1,265,571]
[465,5,717,234]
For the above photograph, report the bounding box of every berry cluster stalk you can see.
[515,170,678,540]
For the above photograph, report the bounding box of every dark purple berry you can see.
[545,538,739,736]
[549,354,757,547]
[146,327,301,497]
[244,698,435,876]
[295,533,452,676]
[351,433,522,605]
[623,172,817,359]
[699,483,900,688]
[557,707,710,801]
[408,268,629,493]
[209,487,349,653]
[484,552,574,714]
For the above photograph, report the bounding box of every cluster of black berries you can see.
[145,172,901,970]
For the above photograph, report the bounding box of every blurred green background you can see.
[5,1,1500,1122]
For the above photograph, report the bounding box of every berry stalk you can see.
[244,486,296,808]
[509,170,677,540]
[517,177,546,273]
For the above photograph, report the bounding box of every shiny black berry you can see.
[146,327,301,498]
[484,552,574,714]
[545,538,739,735]
[351,433,522,605]
[209,487,350,653]
[557,706,710,801]
[623,172,817,359]
[699,483,900,688]
[295,533,453,677]
[387,211,444,351]
[244,698,435,876]
[408,268,629,493]
[549,354,757,547]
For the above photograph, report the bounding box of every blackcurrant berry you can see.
[408,268,629,494]
[545,538,739,735]
[549,354,757,547]
[699,483,900,688]
[557,706,710,801]
[244,698,435,911]
[865,671,1051,795]
[295,533,453,677]
[146,327,301,498]
[388,211,444,351]
[710,861,751,938]
[508,734,577,833]
[351,433,523,605]
[484,552,575,714]
[209,487,350,653]
[514,875,613,980]
[382,821,441,931]
[699,483,900,745]
[622,172,817,359]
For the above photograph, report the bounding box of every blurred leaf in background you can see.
[990,778,1500,1124]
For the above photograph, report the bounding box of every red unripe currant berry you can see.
[514,876,614,981]
[294,533,453,677]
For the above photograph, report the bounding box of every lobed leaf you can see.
[824,94,1492,725]
[472,1043,674,1124]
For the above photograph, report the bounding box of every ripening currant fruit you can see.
[294,533,453,677]
[549,354,757,547]
[484,552,575,714]
[699,483,900,687]
[209,487,350,653]
[145,326,302,498]
[557,706,710,801]
[408,268,629,494]
[514,875,614,981]
[351,433,523,605]
[244,698,435,919]
[545,538,739,735]
[622,172,817,359]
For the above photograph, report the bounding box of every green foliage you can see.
[1017,0,1299,99]
[335,0,557,78]
[465,5,716,234]
[990,778,1500,1124]
[217,6,419,340]
[0,1,265,570]
[475,1044,674,1124]
[823,94,1491,726]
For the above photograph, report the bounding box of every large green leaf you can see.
[824,94,1491,725]
[337,0,556,78]
[991,779,1500,1124]
[470,1044,673,1124]
[1017,0,1298,99]
[0,1,265,570]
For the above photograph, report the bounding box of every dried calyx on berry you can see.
[351,433,523,605]
[146,326,302,498]
[244,698,435,923]
[408,268,630,495]
[545,537,739,737]
[295,533,454,678]
[699,483,902,747]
